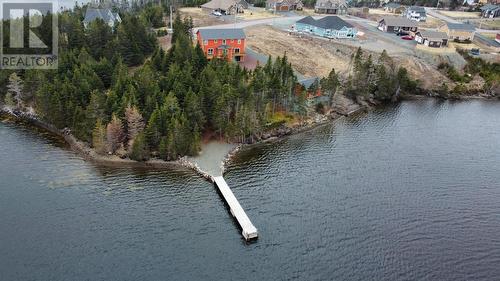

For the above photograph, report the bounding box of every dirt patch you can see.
[158,34,172,51]
[245,25,354,77]
[179,7,222,27]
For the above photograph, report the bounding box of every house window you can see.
[234,48,240,54]
[223,39,226,44]
[238,39,241,44]
[214,39,217,43]
[204,40,208,45]
[231,39,234,43]
[208,48,214,55]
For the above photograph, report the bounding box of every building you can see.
[314,0,348,14]
[404,6,426,22]
[266,0,304,12]
[83,8,121,28]
[480,4,500,18]
[415,30,448,47]
[384,2,405,13]
[438,22,476,42]
[201,0,244,15]
[295,16,357,38]
[378,16,418,34]
[196,29,246,62]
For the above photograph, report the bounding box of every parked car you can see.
[401,35,414,40]
[470,48,480,55]
[212,11,222,17]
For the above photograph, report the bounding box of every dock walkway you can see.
[212,176,258,241]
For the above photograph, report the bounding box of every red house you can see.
[196,28,246,62]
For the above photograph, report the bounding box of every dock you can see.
[212,176,258,241]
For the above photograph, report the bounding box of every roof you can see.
[407,6,425,12]
[83,8,119,24]
[201,0,238,10]
[445,22,475,31]
[380,16,418,27]
[315,0,347,8]
[418,30,448,40]
[385,2,402,8]
[197,28,246,39]
[480,4,499,11]
[297,16,353,30]
[297,16,316,25]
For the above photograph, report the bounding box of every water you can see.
[1,99,500,280]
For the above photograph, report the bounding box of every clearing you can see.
[179,7,222,27]
[244,25,449,89]
[437,10,481,19]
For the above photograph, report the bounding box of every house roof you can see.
[315,0,347,9]
[197,28,246,39]
[480,4,499,11]
[385,2,402,8]
[84,8,120,24]
[445,22,475,31]
[380,16,418,27]
[407,6,425,12]
[201,0,238,10]
[267,0,302,5]
[297,16,316,25]
[418,30,448,40]
[297,16,353,29]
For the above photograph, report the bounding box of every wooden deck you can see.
[212,176,258,241]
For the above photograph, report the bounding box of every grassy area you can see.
[475,19,500,29]
[437,10,481,19]
[266,111,296,128]
[419,15,445,28]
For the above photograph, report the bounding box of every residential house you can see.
[295,16,357,38]
[196,28,246,61]
[438,22,476,41]
[480,4,500,18]
[404,6,427,22]
[314,0,348,14]
[201,0,244,15]
[378,16,418,34]
[83,8,121,28]
[384,2,405,14]
[266,0,304,12]
[415,30,448,47]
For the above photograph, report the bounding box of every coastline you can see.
[2,92,497,178]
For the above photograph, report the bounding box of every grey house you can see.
[83,8,121,28]
[314,0,347,15]
[378,16,418,34]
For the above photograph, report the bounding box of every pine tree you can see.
[129,132,150,161]
[92,119,107,155]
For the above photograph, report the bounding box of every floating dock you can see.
[212,176,258,241]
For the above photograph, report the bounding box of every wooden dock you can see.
[212,176,258,241]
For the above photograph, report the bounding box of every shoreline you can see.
[1,93,497,178]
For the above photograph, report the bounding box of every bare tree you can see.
[106,114,124,154]
[125,105,145,148]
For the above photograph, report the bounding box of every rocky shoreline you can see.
[2,92,496,179]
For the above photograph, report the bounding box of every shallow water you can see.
[1,99,500,280]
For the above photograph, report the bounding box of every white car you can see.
[212,11,222,17]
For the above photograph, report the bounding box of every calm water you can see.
[1,99,500,281]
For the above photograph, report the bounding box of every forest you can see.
[0,7,304,161]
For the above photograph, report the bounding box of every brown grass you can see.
[245,26,353,77]
[179,7,222,27]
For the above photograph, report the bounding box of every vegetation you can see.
[458,49,500,93]
[1,9,305,161]
[344,49,418,101]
